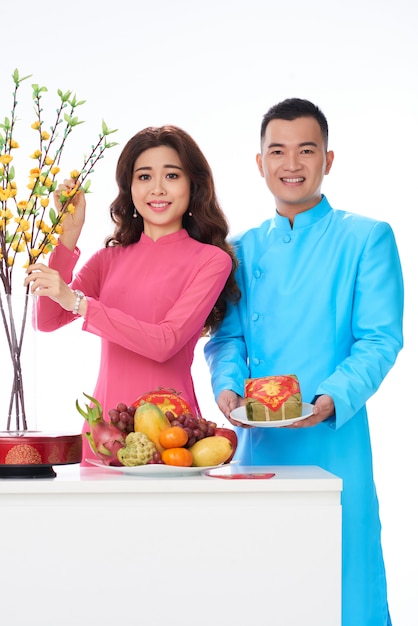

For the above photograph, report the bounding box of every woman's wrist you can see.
[71,290,86,316]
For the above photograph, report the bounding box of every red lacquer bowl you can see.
[0,431,82,479]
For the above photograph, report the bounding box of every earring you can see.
[188,211,193,217]
[133,207,138,218]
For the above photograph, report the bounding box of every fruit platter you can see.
[77,388,238,475]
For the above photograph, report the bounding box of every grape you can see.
[148,451,164,464]
[108,404,134,433]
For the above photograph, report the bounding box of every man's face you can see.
[256,116,334,217]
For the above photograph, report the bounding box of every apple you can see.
[214,427,238,463]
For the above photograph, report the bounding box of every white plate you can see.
[230,402,314,428]
[85,457,229,476]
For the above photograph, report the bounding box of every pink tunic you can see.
[36,229,232,463]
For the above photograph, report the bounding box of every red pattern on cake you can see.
[245,376,300,411]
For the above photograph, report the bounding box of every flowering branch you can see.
[0,68,118,295]
[0,68,118,431]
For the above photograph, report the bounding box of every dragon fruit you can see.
[76,392,126,466]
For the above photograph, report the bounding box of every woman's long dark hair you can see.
[106,125,240,333]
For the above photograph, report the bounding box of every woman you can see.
[25,125,239,463]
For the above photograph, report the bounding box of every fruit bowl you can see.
[0,431,82,479]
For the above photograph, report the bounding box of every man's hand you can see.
[217,390,247,427]
[288,394,335,428]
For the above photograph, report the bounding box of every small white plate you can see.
[230,403,314,428]
[85,458,229,476]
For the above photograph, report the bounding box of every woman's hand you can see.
[54,178,86,251]
[24,263,76,312]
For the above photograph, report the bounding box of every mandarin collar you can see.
[139,228,190,245]
[271,195,332,233]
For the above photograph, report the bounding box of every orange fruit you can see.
[161,447,193,467]
[159,426,188,449]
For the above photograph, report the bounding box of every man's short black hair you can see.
[261,98,329,149]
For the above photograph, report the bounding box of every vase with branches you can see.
[0,69,117,433]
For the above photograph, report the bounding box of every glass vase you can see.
[0,292,37,433]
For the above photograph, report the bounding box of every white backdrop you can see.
[4,1,417,623]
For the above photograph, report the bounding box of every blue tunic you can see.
[205,196,403,626]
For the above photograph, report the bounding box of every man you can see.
[204,98,403,626]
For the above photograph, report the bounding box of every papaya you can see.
[134,401,171,453]
[189,435,233,467]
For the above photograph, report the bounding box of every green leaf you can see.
[49,207,58,224]
[12,68,32,84]
[101,120,118,136]
[82,179,91,193]
[58,89,72,102]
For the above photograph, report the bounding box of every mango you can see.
[189,435,233,467]
[134,401,171,452]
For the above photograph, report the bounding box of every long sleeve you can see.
[316,220,404,427]
[205,244,249,399]
[82,248,231,362]
[37,233,232,362]
[205,198,404,430]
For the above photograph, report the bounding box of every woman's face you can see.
[131,145,191,240]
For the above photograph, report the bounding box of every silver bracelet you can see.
[72,289,85,315]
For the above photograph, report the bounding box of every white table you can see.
[0,464,342,626]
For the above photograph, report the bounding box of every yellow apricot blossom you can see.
[29,248,42,257]
[0,188,11,201]
[0,208,13,220]
[30,168,41,177]
[44,234,58,247]
[70,170,80,179]
[11,240,25,252]
[40,198,49,208]
[30,150,42,159]
[44,156,54,166]
[10,139,19,149]
[15,218,30,232]
[40,176,52,188]
[41,131,50,140]
[0,154,13,165]
[35,219,51,234]
[51,166,60,175]
[31,121,41,129]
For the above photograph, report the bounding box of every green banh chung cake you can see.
[244,375,302,421]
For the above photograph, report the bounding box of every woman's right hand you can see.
[54,178,86,251]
